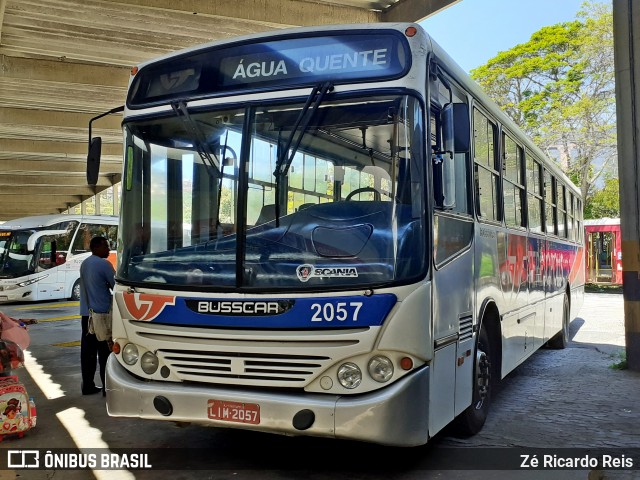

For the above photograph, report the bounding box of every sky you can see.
[420,0,605,73]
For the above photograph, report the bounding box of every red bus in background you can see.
[585,218,622,285]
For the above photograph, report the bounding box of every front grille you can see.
[129,322,375,387]
[159,349,331,385]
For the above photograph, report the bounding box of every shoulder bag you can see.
[84,274,113,342]
[88,309,112,342]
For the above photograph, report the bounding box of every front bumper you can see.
[106,356,430,446]
[0,288,30,303]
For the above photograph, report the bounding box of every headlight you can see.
[140,351,159,374]
[337,362,362,389]
[17,275,48,288]
[368,356,394,383]
[122,343,139,365]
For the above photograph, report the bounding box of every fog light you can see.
[368,356,394,383]
[141,351,159,374]
[122,343,139,365]
[337,362,362,389]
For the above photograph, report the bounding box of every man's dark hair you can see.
[89,236,108,250]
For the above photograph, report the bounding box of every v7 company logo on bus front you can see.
[116,292,176,321]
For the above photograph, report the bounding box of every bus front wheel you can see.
[70,280,81,301]
[454,326,493,436]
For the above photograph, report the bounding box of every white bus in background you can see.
[0,214,118,303]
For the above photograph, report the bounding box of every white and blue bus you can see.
[0,214,118,303]
[93,23,584,446]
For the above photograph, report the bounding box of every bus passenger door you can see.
[432,213,474,432]
[427,88,476,434]
[33,234,67,300]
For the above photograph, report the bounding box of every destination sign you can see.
[219,38,397,86]
[128,31,410,108]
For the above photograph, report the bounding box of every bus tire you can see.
[70,280,81,301]
[453,325,493,436]
[547,294,570,349]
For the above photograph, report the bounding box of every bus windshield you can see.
[0,230,36,278]
[119,93,426,291]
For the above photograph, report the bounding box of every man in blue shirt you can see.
[79,236,114,396]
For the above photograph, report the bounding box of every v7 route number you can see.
[310,302,363,322]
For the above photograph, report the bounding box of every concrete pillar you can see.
[113,183,120,216]
[613,0,640,371]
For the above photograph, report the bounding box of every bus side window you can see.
[557,183,567,238]
[526,155,544,233]
[473,108,499,221]
[502,133,525,228]
[71,226,91,254]
[544,170,557,235]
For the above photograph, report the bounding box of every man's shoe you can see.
[82,386,102,395]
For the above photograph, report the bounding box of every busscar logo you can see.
[296,264,358,282]
[186,300,294,316]
[8,450,39,468]
[118,293,176,321]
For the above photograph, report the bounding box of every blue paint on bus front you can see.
[147,293,397,329]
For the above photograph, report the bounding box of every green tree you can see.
[585,177,620,219]
[470,2,616,207]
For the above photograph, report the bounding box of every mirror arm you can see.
[432,149,453,161]
[88,105,124,147]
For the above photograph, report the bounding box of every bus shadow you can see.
[566,316,625,358]
[569,316,585,341]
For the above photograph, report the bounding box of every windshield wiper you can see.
[213,130,230,244]
[172,101,229,243]
[273,81,333,225]
[171,101,221,173]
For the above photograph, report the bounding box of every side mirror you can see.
[87,137,102,186]
[436,103,471,210]
[441,103,455,157]
[453,103,470,153]
[86,105,124,186]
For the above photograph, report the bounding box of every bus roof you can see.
[126,21,580,199]
[130,22,416,72]
[0,214,118,230]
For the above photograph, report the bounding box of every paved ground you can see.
[0,292,638,480]
[442,292,637,450]
[436,292,640,479]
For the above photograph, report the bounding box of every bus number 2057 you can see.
[310,302,363,322]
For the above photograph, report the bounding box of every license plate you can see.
[207,399,260,425]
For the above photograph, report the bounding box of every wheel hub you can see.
[475,350,491,406]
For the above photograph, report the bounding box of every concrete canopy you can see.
[0,0,457,221]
